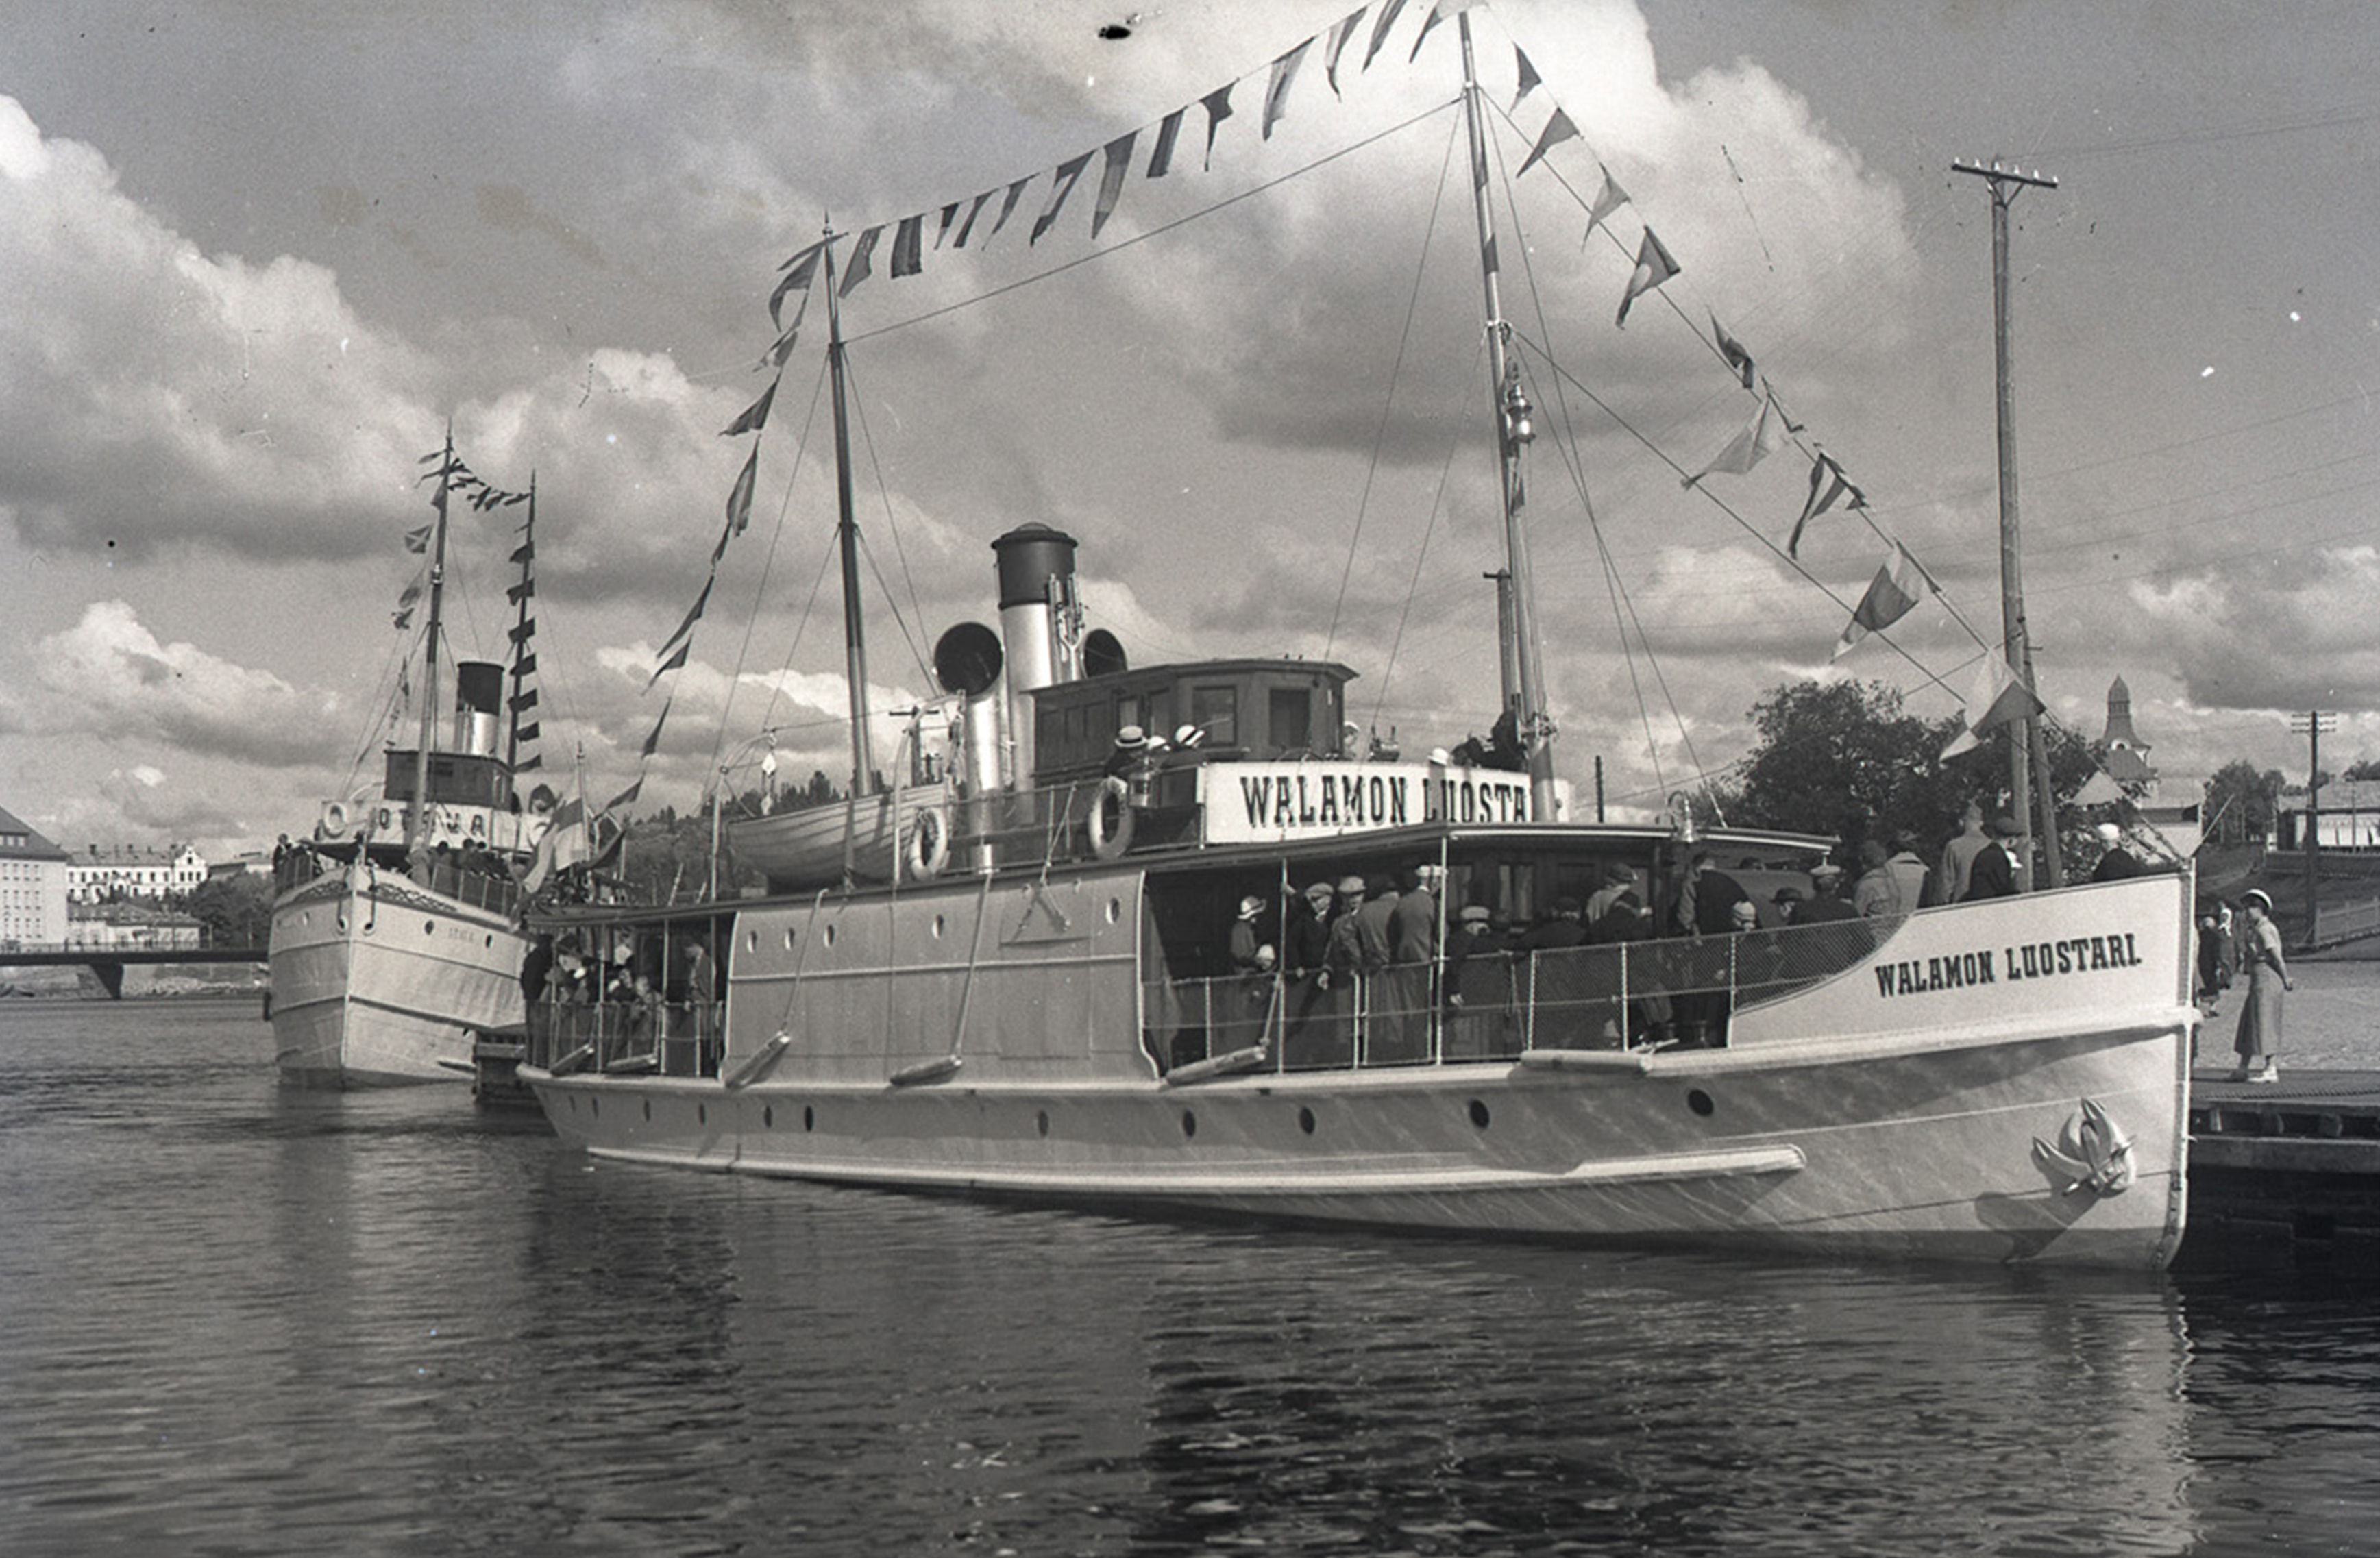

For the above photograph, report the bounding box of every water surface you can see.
[3,995,2376,1555]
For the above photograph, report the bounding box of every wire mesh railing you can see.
[1146,916,1889,1076]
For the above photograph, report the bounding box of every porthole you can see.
[803,1105,815,1132]
[1036,1110,1051,1138]
[932,914,946,939]
[1298,1106,1316,1135]
[485,934,495,948]
[698,1104,708,1126]
[567,1095,578,1115]
[591,1097,600,1119]
[763,1105,774,1128]
[1467,1098,1490,1129]
[1181,1109,1198,1139]
[824,924,837,948]
[746,929,759,953]
[425,919,437,935]
[1106,898,1122,924]
[783,926,798,951]
[336,915,348,932]
[642,1099,652,1122]
[1686,1089,1715,1117]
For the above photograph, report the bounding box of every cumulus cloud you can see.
[2136,549,2380,713]
[32,601,336,767]
[0,96,441,562]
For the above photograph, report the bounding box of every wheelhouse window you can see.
[1268,686,1312,754]
[1189,684,1238,747]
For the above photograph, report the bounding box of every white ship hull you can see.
[526,867,2192,1268]
[269,865,528,1087]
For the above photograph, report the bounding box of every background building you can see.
[66,842,208,904]
[0,805,73,947]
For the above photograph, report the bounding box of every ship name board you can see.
[1201,763,1533,843]
[1872,932,2142,998]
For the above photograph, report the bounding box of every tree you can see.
[1724,680,1970,854]
[1724,677,2105,870]
[2343,758,2380,782]
[2203,760,2285,845]
[183,874,274,948]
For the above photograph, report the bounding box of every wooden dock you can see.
[2183,1067,2380,1268]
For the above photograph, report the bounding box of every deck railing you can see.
[524,996,724,1078]
[1146,915,1889,1075]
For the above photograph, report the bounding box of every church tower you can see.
[2102,676,2156,795]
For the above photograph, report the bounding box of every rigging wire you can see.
[840,101,1461,351]
[710,358,832,787]
[1325,108,1468,674]
[842,351,938,692]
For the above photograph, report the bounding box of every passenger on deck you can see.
[1103,726,1148,781]
[1584,861,1637,936]
[521,933,556,1005]
[1886,833,1932,909]
[1938,802,1991,904]
[1354,876,1398,971]
[1961,817,2026,900]
[1286,881,1336,978]
[1389,867,1438,965]
[1519,896,1588,950]
[1795,862,1858,922]
[1443,903,1509,1059]
[2091,822,2147,881]
[1852,839,1904,918]
[1324,875,1368,987]
[1227,895,1264,973]
[1673,850,1752,939]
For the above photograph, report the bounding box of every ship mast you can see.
[820,228,876,883]
[1457,14,1556,819]
[407,427,456,865]
[505,475,539,777]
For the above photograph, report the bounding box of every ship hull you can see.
[524,867,2193,1269]
[269,865,527,1087]
[534,1025,2183,1267]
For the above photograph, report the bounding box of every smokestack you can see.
[453,661,503,757]
[990,524,1080,786]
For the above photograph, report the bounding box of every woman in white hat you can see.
[2231,888,2292,1083]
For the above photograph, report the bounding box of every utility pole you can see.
[1954,158,2064,889]
[2293,709,2335,947]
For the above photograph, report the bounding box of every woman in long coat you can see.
[2233,889,2293,1083]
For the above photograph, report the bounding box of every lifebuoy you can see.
[1088,775,1135,860]
[905,804,952,880]
[319,800,352,835]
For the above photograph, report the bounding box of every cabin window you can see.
[1268,687,1312,754]
[1189,684,1238,747]
[1116,693,1142,739]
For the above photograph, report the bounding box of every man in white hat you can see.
[1228,894,1264,973]
[2090,821,2146,882]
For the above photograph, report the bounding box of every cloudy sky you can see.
[3,0,2375,858]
